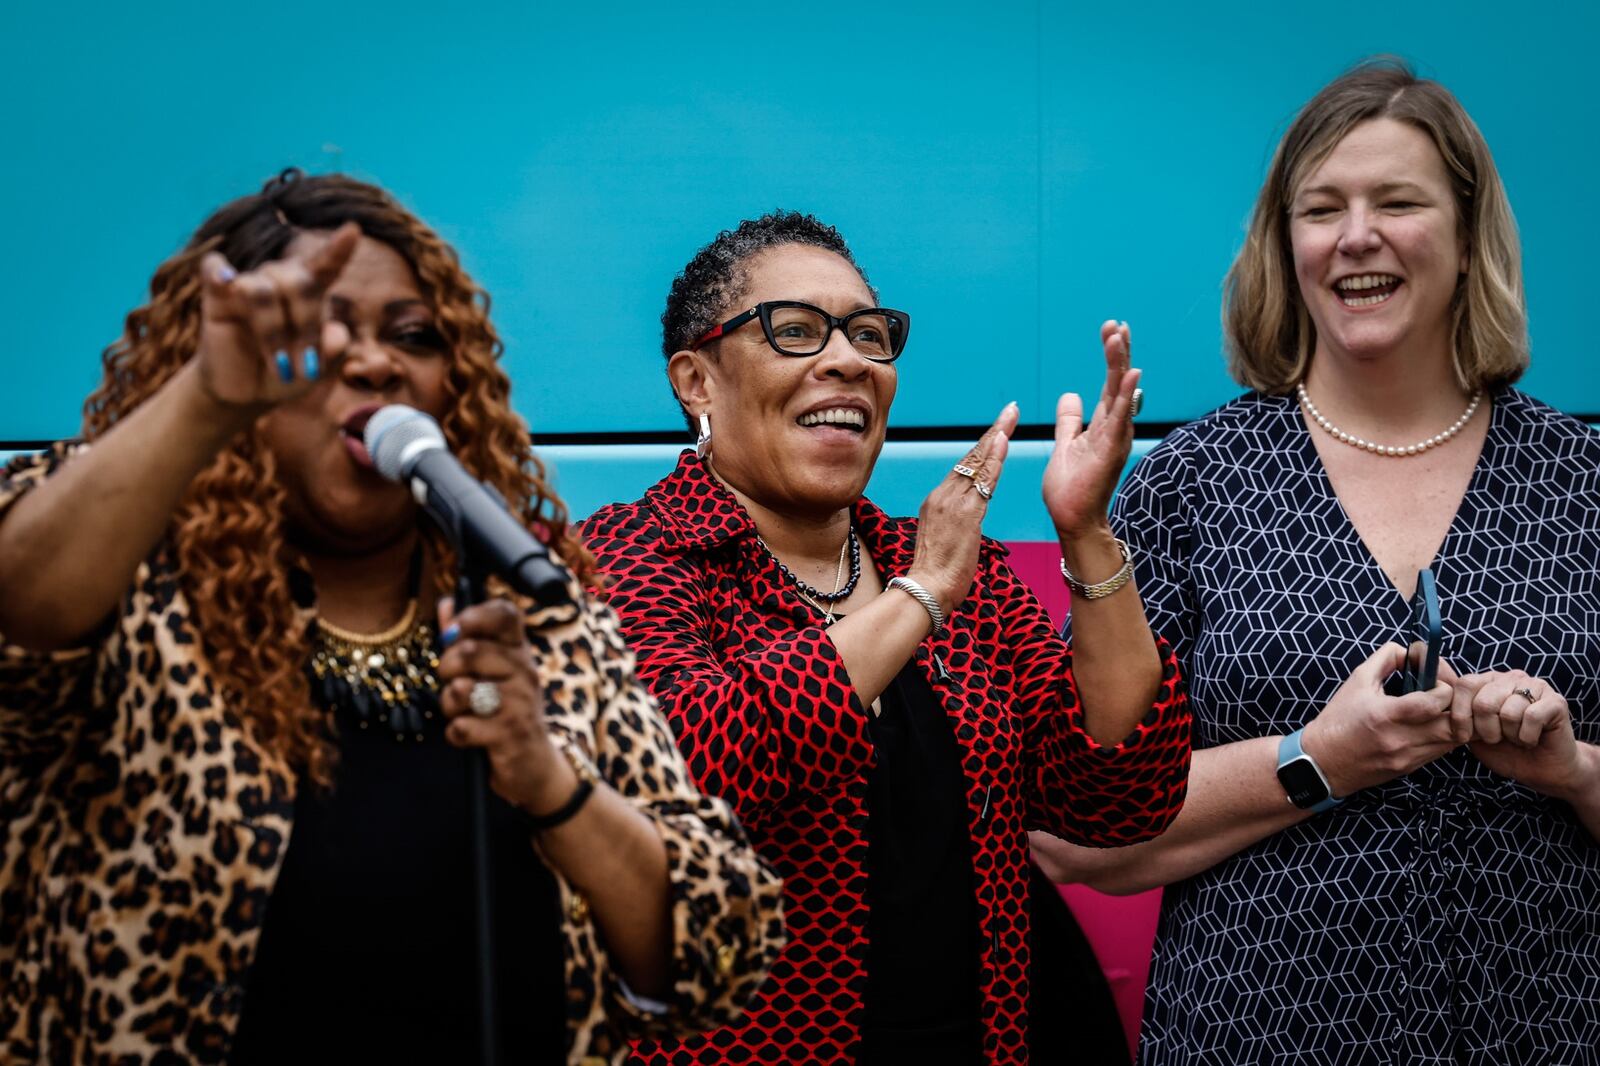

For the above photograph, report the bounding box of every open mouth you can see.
[796,407,868,434]
[1334,273,1402,308]
[340,405,382,468]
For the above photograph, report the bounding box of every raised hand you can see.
[1042,320,1141,540]
[906,402,1019,617]
[1300,642,1458,797]
[194,222,361,411]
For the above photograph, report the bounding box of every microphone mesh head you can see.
[365,404,445,482]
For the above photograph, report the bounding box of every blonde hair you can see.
[1224,57,1528,394]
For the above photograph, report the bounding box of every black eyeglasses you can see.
[691,300,911,362]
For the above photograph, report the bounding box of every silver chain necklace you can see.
[772,530,852,625]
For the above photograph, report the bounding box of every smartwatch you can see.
[1275,728,1342,813]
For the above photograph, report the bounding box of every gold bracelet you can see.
[1060,538,1134,600]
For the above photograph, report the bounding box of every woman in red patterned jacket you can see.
[578,212,1192,1065]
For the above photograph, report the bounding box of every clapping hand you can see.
[907,403,1019,617]
[1043,320,1142,540]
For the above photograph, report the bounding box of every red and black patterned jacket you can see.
[579,452,1191,1064]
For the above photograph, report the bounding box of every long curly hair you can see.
[83,170,592,783]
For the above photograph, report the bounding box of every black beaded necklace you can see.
[303,549,442,743]
[763,526,862,604]
[308,603,443,742]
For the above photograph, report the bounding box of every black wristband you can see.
[520,745,598,832]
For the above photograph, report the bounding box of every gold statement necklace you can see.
[309,599,442,741]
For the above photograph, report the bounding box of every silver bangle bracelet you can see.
[887,576,947,637]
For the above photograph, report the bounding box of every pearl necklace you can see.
[1297,383,1482,457]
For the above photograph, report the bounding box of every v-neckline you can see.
[1288,389,1504,611]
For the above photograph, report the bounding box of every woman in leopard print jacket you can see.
[579,212,1193,1064]
[0,172,782,1064]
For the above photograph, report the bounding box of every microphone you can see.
[365,405,573,608]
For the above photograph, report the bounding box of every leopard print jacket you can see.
[0,446,784,1065]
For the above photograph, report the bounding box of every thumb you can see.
[199,252,243,321]
[437,596,459,646]
[1354,642,1407,687]
[1055,392,1084,445]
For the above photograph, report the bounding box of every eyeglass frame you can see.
[689,300,911,362]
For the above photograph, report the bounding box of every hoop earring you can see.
[695,412,713,462]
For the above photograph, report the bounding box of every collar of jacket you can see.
[642,450,920,574]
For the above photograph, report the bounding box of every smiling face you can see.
[258,232,452,553]
[670,244,898,520]
[1289,117,1469,373]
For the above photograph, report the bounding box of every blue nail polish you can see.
[216,265,237,284]
[275,351,293,383]
[441,623,460,647]
[304,347,319,380]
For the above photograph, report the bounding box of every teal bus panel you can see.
[2,1,1594,443]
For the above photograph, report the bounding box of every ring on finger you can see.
[1513,686,1539,704]
[974,480,993,501]
[1130,387,1145,419]
[468,680,502,717]
[952,463,978,479]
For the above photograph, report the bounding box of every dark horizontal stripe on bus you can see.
[7,414,1599,453]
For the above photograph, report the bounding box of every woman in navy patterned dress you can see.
[1034,60,1600,1065]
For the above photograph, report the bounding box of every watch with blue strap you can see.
[1275,728,1343,813]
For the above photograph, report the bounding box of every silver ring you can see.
[974,480,993,500]
[1130,387,1145,419]
[1513,686,1538,704]
[468,680,502,717]
[952,463,978,479]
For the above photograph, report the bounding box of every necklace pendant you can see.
[763,526,864,606]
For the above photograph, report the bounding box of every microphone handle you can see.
[409,451,573,607]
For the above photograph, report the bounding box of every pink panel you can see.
[1058,884,1160,1060]
[1005,539,1161,1060]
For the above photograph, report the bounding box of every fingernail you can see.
[275,351,293,383]
[215,265,236,284]
[304,347,319,380]
[441,623,460,647]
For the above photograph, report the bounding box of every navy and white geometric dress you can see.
[1111,388,1600,1066]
